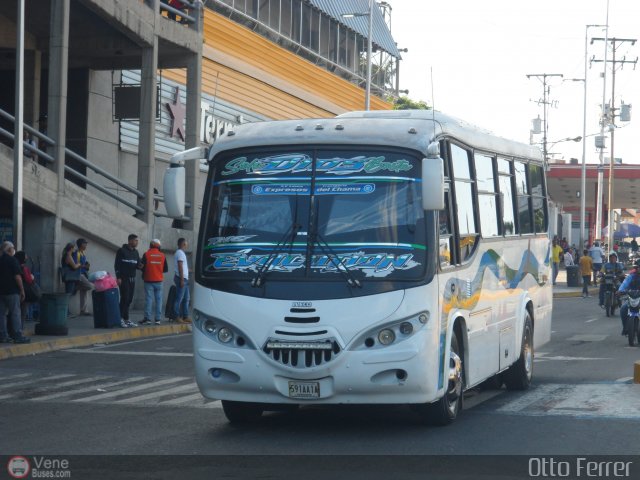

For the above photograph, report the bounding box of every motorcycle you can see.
[621,290,640,346]
[624,290,640,347]
[601,272,622,317]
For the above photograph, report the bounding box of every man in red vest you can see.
[140,239,168,325]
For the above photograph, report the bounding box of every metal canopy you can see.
[309,0,401,58]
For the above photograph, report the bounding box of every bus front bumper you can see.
[194,334,442,405]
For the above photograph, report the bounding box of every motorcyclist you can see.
[617,259,640,335]
[598,251,625,308]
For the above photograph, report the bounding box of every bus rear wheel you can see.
[414,333,463,426]
[222,400,264,424]
[504,312,533,391]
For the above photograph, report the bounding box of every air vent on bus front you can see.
[284,316,320,323]
[263,339,341,368]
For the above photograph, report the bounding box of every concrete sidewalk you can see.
[0,309,191,361]
[0,270,591,361]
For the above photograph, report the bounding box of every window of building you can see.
[291,0,301,43]
[329,19,337,63]
[319,13,330,58]
[280,0,292,36]
[310,8,320,52]
[258,0,269,24]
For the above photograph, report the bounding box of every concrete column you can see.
[184,50,202,234]
[46,0,70,292]
[182,1,203,234]
[24,50,41,127]
[136,39,158,227]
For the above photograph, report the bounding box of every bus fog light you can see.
[211,368,221,378]
[218,327,233,343]
[378,329,396,345]
[418,312,429,324]
[204,320,216,334]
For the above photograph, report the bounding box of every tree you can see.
[393,96,431,110]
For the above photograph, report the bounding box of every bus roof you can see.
[207,110,543,163]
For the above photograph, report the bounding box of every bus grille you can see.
[262,339,341,368]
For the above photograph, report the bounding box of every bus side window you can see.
[451,143,479,263]
[514,160,533,234]
[497,158,516,235]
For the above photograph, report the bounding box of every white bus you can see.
[164,110,552,425]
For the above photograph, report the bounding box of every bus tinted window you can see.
[478,194,499,237]
[499,174,516,235]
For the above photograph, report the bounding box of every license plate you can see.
[288,381,320,399]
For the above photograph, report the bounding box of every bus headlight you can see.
[193,309,254,349]
[378,329,396,345]
[218,327,233,343]
[350,311,430,350]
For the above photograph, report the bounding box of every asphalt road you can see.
[1,295,639,477]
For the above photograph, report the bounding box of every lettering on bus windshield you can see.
[203,249,420,278]
[221,154,414,176]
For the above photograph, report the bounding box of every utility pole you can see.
[526,73,563,170]
[591,37,638,249]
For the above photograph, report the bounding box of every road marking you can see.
[1,373,31,381]
[566,334,609,342]
[616,377,633,383]
[498,383,640,418]
[535,355,611,362]
[65,349,193,358]
[159,392,207,405]
[34,376,147,401]
[585,317,600,323]
[86,335,190,350]
[0,374,74,391]
[114,382,198,404]
[75,377,187,402]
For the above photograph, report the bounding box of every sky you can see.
[389,0,639,165]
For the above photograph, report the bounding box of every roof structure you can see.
[309,0,401,58]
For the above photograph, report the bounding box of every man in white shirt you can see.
[173,238,191,324]
[564,249,574,266]
[589,241,605,284]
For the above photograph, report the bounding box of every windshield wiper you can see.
[251,195,300,288]
[311,232,362,288]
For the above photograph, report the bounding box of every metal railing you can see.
[157,0,201,29]
[0,107,145,214]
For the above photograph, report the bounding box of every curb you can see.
[553,287,599,299]
[0,324,192,361]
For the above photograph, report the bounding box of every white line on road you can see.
[65,349,193,358]
[159,392,207,406]
[114,382,198,404]
[34,376,147,401]
[86,334,191,350]
[0,374,75,391]
[75,377,188,402]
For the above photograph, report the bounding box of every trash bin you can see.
[35,293,69,335]
[566,265,580,287]
[92,288,121,328]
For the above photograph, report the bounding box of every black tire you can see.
[628,317,639,347]
[414,333,463,426]
[221,400,264,424]
[605,294,612,317]
[504,312,533,391]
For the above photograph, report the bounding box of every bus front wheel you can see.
[222,400,264,424]
[414,333,463,426]
[504,312,533,391]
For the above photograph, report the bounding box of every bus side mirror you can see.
[422,157,445,211]
[163,146,207,218]
[164,165,186,218]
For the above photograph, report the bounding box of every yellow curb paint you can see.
[0,325,191,361]
[634,361,640,384]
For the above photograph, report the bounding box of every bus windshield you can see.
[201,147,427,284]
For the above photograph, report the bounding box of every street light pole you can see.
[365,0,373,111]
[581,25,606,250]
[595,0,610,244]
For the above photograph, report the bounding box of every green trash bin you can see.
[35,293,69,336]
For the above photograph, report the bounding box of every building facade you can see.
[0,0,400,311]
